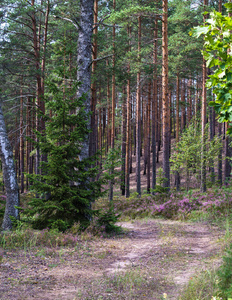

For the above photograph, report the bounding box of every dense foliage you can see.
[193,3,232,130]
[25,78,104,231]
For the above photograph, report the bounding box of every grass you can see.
[76,267,172,300]
[178,267,220,300]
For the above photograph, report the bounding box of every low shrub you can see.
[112,188,232,222]
[217,242,232,298]
[0,226,80,249]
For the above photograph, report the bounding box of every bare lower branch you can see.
[54,16,81,30]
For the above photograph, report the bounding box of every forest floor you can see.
[0,218,224,300]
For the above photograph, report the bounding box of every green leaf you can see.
[224,3,232,13]
[227,106,232,113]
[191,26,209,38]
[208,101,216,107]
[218,70,226,79]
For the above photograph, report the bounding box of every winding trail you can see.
[0,219,223,299]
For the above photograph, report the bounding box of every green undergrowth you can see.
[178,267,220,300]
[0,226,81,250]
[94,186,232,227]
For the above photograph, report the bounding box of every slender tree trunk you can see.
[224,123,231,184]
[187,78,192,124]
[147,81,151,193]
[143,95,147,176]
[90,0,98,157]
[218,122,223,185]
[201,0,208,192]
[175,74,180,190]
[152,15,158,192]
[106,59,111,154]
[157,83,162,163]
[14,116,18,182]
[136,15,142,196]
[121,88,127,196]
[219,0,222,12]
[20,84,24,194]
[1,103,20,231]
[125,27,131,198]
[26,97,32,189]
[109,0,116,202]
[224,1,232,185]
[209,91,215,183]
[217,0,223,186]
[181,79,185,132]
[31,0,42,175]
[98,86,102,171]
[162,0,170,189]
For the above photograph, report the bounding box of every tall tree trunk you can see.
[175,74,180,190]
[209,91,215,183]
[157,83,162,163]
[136,15,142,196]
[224,123,231,184]
[181,79,185,132]
[121,88,126,196]
[26,97,31,190]
[77,0,94,161]
[109,0,116,202]
[31,0,49,173]
[224,1,232,185]
[201,0,208,192]
[106,59,111,154]
[1,103,20,231]
[90,0,98,157]
[143,94,147,176]
[162,0,170,189]
[152,15,158,192]
[217,0,223,186]
[20,84,24,194]
[218,122,223,185]
[187,78,192,124]
[147,81,151,193]
[125,26,131,198]
[31,0,42,175]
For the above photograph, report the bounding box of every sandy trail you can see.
[0,219,223,299]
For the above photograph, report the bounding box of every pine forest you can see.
[1,1,232,299]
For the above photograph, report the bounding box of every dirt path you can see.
[0,219,223,300]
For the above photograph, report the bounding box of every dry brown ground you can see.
[0,219,223,300]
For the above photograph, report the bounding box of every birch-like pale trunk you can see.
[0,103,19,231]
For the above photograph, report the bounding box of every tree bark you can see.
[181,79,185,132]
[90,0,98,157]
[77,0,94,161]
[109,0,116,202]
[20,84,24,194]
[121,88,126,196]
[147,81,151,193]
[201,0,208,192]
[136,15,142,196]
[1,103,20,231]
[187,78,192,124]
[162,0,170,189]
[175,75,180,190]
[125,26,131,198]
[152,15,158,192]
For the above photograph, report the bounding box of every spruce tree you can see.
[26,77,103,232]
